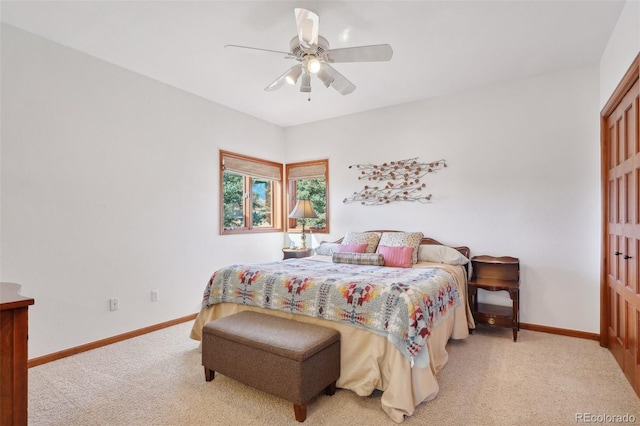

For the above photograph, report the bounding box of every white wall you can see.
[599,0,640,108]
[285,65,601,333]
[5,1,636,358]
[1,24,285,358]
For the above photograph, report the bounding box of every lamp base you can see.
[300,225,307,250]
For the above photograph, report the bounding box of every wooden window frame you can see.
[220,150,283,235]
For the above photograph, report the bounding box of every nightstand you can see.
[468,255,520,341]
[282,248,313,260]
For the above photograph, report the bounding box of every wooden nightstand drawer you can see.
[474,303,514,327]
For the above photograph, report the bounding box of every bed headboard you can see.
[327,230,470,259]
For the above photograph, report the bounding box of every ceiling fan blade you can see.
[294,8,319,51]
[225,44,291,56]
[324,44,393,63]
[320,64,356,95]
[265,65,303,91]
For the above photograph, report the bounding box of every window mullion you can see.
[244,176,252,229]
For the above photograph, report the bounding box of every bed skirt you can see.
[190,297,470,423]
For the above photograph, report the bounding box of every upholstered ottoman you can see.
[202,311,341,422]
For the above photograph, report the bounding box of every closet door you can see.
[604,74,640,394]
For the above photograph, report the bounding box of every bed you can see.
[190,231,475,423]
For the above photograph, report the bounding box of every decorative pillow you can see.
[315,242,339,256]
[341,231,381,253]
[332,252,385,266]
[418,245,469,265]
[377,232,423,264]
[377,245,413,268]
[336,243,368,253]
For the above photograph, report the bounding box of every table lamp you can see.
[288,199,317,249]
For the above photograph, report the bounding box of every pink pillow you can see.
[377,245,413,268]
[336,243,368,253]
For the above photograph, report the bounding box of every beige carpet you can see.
[29,322,639,425]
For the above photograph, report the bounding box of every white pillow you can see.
[315,242,339,256]
[418,245,469,265]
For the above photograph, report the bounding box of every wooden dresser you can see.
[1,282,34,426]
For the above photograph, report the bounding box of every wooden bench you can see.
[202,311,341,422]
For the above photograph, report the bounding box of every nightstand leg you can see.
[511,289,519,342]
[467,285,477,334]
[468,286,475,314]
[517,290,520,331]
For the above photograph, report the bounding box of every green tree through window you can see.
[223,172,244,229]
[286,160,329,233]
[294,178,326,230]
[252,179,272,227]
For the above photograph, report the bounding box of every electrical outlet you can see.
[110,298,119,311]
[151,290,159,302]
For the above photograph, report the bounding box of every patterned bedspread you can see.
[201,258,461,367]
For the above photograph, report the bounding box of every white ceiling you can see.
[1,1,626,127]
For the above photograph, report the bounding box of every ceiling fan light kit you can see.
[226,8,393,98]
[300,73,311,93]
[304,56,321,74]
[285,66,302,85]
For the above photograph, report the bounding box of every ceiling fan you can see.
[225,8,393,97]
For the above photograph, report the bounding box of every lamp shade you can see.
[289,199,317,219]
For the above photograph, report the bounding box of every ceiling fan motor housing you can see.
[289,35,330,59]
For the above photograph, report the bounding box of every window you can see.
[220,150,283,234]
[286,159,329,233]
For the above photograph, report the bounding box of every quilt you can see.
[201,258,461,367]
